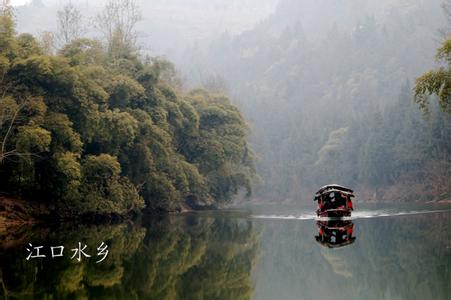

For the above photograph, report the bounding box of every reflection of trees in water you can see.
[349,214,451,299]
[0,223,146,299]
[0,216,260,299]
[125,216,260,300]
[254,213,451,300]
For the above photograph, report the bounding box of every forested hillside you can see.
[0,3,255,216]
[183,0,450,202]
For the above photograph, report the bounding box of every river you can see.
[0,204,450,299]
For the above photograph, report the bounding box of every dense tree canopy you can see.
[0,10,255,215]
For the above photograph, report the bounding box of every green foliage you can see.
[44,112,83,153]
[16,33,43,58]
[59,38,105,66]
[436,38,451,62]
[315,127,349,166]
[182,89,256,203]
[0,54,9,79]
[80,154,144,214]
[52,151,81,200]
[107,75,145,108]
[0,9,17,59]
[414,38,451,115]
[0,96,18,127]
[314,83,450,199]
[151,57,183,89]
[15,126,51,155]
[82,154,122,182]
[94,110,139,153]
[0,11,254,215]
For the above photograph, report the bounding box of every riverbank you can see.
[0,194,145,232]
[0,192,209,233]
[0,195,44,228]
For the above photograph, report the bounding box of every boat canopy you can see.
[314,188,354,201]
[315,184,354,195]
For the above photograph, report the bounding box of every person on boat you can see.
[348,200,353,210]
[347,195,353,210]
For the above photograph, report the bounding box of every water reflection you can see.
[1,211,450,299]
[252,212,451,300]
[315,220,356,248]
[0,215,259,299]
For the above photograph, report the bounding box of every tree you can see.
[0,96,49,164]
[0,0,16,60]
[79,154,144,214]
[0,96,22,163]
[94,0,141,57]
[414,38,450,115]
[39,31,56,55]
[0,0,12,15]
[439,0,451,37]
[0,11,254,215]
[56,2,85,47]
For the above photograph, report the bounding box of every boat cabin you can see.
[314,184,354,217]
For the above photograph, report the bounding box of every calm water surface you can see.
[0,204,450,299]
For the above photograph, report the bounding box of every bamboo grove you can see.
[0,9,255,216]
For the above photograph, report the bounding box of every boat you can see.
[314,184,354,217]
[315,220,356,248]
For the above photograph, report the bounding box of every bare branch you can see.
[440,0,451,37]
[0,0,13,16]
[56,2,85,47]
[0,99,23,163]
[94,0,142,53]
[1,151,42,164]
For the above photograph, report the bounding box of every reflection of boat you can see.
[314,184,354,217]
[315,220,356,248]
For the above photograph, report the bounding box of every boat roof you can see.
[314,189,354,200]
[316,184,354,194]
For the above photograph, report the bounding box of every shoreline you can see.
[2,193,449,230]
[0,194,202,231]
[0,195,40,228]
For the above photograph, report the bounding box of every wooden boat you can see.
[314,184,354,217]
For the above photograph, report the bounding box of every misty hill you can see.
[181,0,450,203]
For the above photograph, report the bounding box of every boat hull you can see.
[316,208,351,218]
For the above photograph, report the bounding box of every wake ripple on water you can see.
[251,209,451,221]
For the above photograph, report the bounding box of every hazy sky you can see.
[11,0,31,5]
